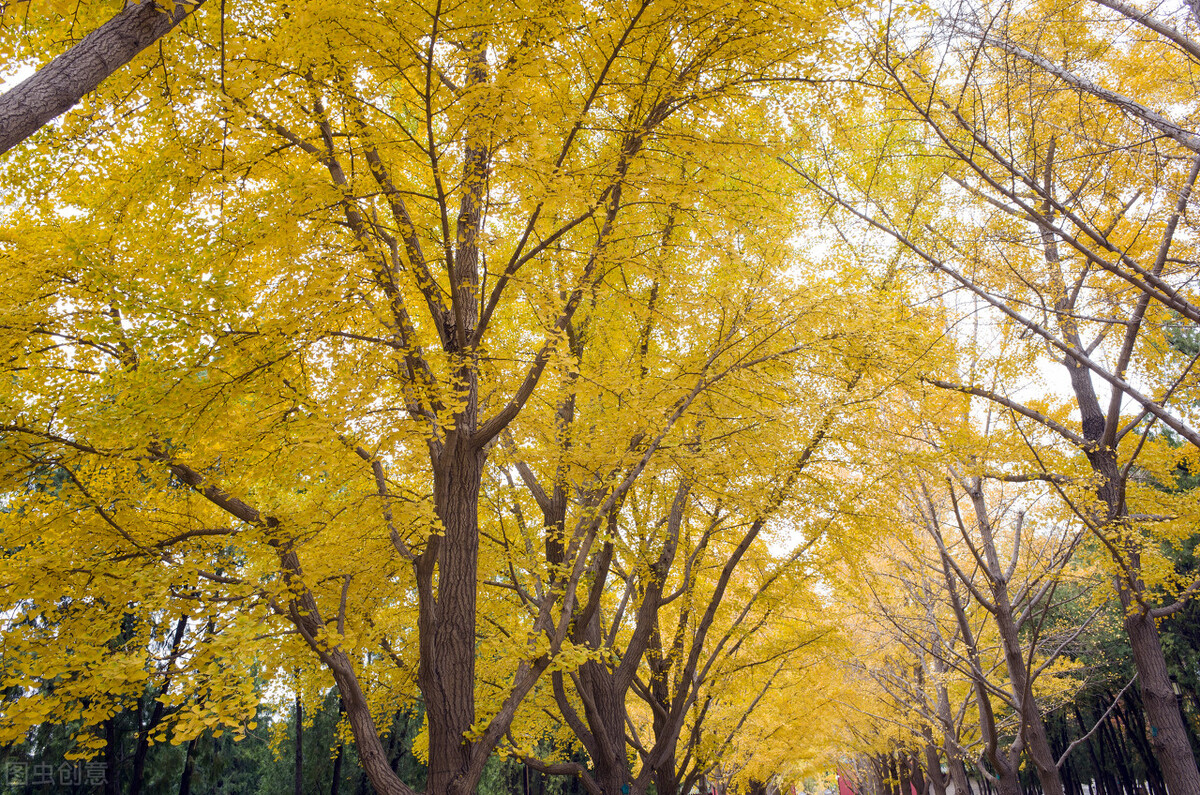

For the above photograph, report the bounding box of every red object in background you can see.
[838,775,857,795]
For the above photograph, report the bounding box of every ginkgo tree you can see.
[487,259,920,795]
[0,1,859,794]
[788,0,1200,787]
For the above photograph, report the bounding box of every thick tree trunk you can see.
[946,757,970,795]
[655,757,680,795]
[323,647,414,795]
[0,0,205,155]
[1119,596,1200,795]
[421,445,485,795]
[993,767,1022,795]
[579,663,631,795]
[922,737,947,795]
[1060,347,1200,795]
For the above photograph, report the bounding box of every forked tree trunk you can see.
[937,548,1020,795]
[956,481,1065,795]
[131,614,188,795]
[1063,353,1200,795]
[921,736,947,795]
[576,640,633,795]
[991,766,1021,795]
[992,586,1064,795]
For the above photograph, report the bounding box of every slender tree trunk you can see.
[331,697,345,795]
[295,691,305,795]
[1076,704,1111,795]
[920,738,942,795]
[898,752,914,795]
[928,659,970,795]
[331,743,344,795]
[960,480,1065,795]
[1097,708,1133,795]
[178,737,197,795]
[131,615,189,795]
[992,601,1064,795]
[913,755,928,795]
[1118,689,1166,795]
[104,718,119,795]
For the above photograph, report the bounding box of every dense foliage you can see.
[2,0,1200,793]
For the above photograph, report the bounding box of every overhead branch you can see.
[786,157,1200,449]
[954,24,1200,152]
[922,377,1085,446]
[1088,0,1200,62]
[0,0,207,155]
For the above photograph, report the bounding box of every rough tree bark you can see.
[0,0,205,155]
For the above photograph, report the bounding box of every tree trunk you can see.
[104,718,119,795]
[1119,599,1200,795]
[898,752,914,795]
[655,759,681,795]
[1118,688,1166,795]
[331,697,345,795]
[994,771,1022,795]
[131,615,189,795]
[178,737,197,795]
[581,664,632,795]
[992,601,1064,795]
[910,753,927,795]
[961,480,1065,795]
[1097,706,1134,795]
[331,742,344,795]
[421,445,486,795]
[295,691,305,795]
[929,658,970,795]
